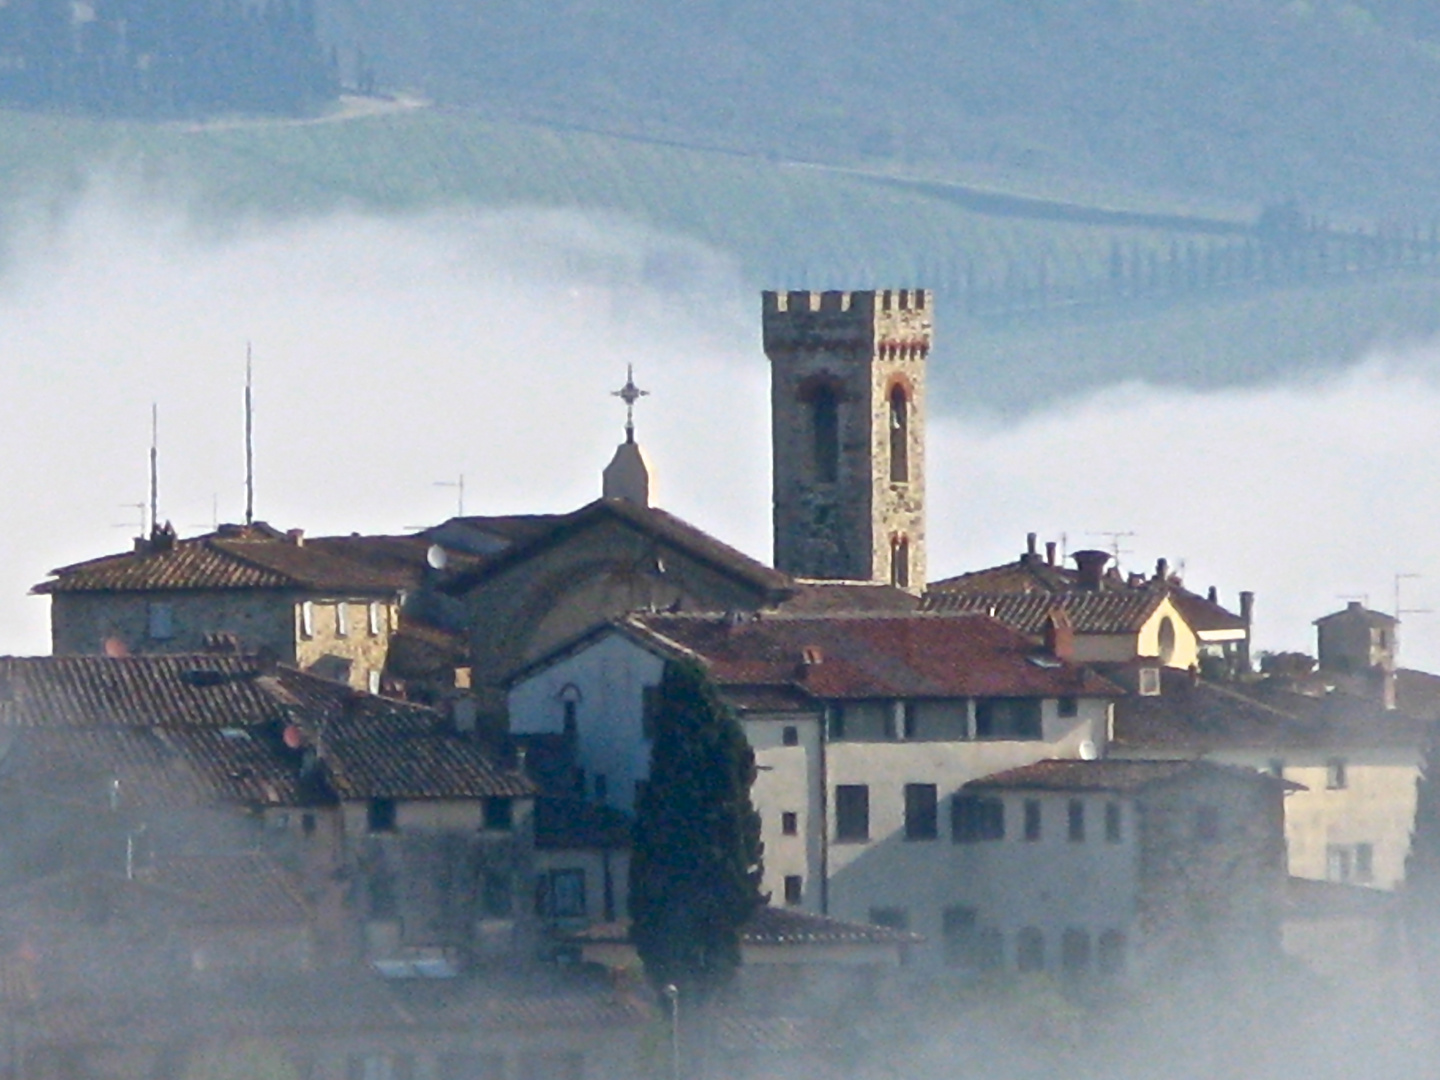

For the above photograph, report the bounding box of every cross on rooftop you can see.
[612,365,649,444]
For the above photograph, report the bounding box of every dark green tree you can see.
[1405,730,1440,1009]
[629,659,764,999]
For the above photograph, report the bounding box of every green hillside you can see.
[2,102,1436,409]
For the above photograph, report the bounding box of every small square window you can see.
[835,785,870,842]
[783,875,803,905]
[484,797,513,831]
[782,725,799,746]
[1105,801,1122,843]
[902,702,919,739]
[367,798,397,833]
[1024,799,1042,841]
[1326,758,1348,790]
[905,783,939,840]
[781,811,798,836]
[1068,799,1085,842]
[1138,668,1161,696]
[1058,696,1078,718]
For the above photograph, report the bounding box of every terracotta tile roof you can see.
[1315,603,1399,627]
[928,556,1078,594]
[444,498,793,600]
[318,693,534,801]
[34,527,426,595]
[1109,666,1430,752]
[965,757,1295,793]
[139,853,313,926]
[0,656,529,805]
[1168,588,1247,633]
[625,612,1122,700]
[774,581,920,615]
[919,590,1164,635]
[568,906,922,947]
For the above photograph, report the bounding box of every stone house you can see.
[506,610,1121,966]
[956,758,1293,979]
[33,523,433,692]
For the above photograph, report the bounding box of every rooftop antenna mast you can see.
[435,474,465,517]
[1395,573,1432,666]
[1087,530,1137,571]
[148,403,159,537]
[244,345,255,527]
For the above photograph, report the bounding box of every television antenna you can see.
[435,473,465,517]
[1086,530,1137,570]
[244,345,255,526]
[113,502,147,535]
[148,403,159,538]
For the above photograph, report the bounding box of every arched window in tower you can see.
[812,386,839,482]
[889,384,909,483]
[891,535,910,589]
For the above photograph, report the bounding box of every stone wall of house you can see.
[293,598,399,692]
[1134,769,1287,971]
[463,516,777,712]
[763,289,930,591]
[50,590,299,661]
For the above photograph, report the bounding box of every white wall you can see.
[508,631,666,812]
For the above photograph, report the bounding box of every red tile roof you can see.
[626,612,1121,700]
[920,590,1164,635]
[965,757,1295,793]
[444,498,793,600]
[33,527,429,595]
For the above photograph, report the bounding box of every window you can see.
[368,669,382,695]
[147,602,174,641]
[1105,802,1122,843]
[835,785,870,842]
[888,384,909,483]
[891,536,910,589]
[300,601,315,639]
[1024,799,1042,841]
[869,907,909,931]
[1068,799,1086,842]
[952,795,1005,842]
[942,906,977,967]
[781,811,798,836]
[481,871,513,918]
[1058,696,1078,719]
[828,705,846,739]
[368,601,384,636]
[1061,928,1091,974]
[1017,927,1045,972]
[904,783,939,840]
[782,725,799,746]
[484,797,513,831]
[783,875,803,905]
[1098,929,1126,974]
[1327,844,1353,883]
[1356,842,1375,883]
[439,1053,505,1080]
[1327,757,1348,790]
[563,699,578,737]
[537,869,587,918]
[811,385,840,483]
[975,698,1043,740]
[336,601,350,638]
[641,685,662,739]
[1195,804,1220,842]
[901,702,918,739]
[367,798,397,833]
[1138,667,1161,696]
[1156,616,1176,664]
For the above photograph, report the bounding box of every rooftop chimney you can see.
[1207,586,1218,604]
[1238,591,1255,674]
[287,529,305,547]
[1155,558,1168,583]
[1073,550,1111,590]
[1045,541,1057,567]
[1023,532,1038,563]
[1044,607,1074,662]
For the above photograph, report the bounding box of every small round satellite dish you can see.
[426,544,449,571]
[1079,739,1098,761]
[282,724,305,750]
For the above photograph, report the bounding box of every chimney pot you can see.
[287,529,305,547]
[1207,586,1218,603]
[1027,532,1038,556]
[1072,550,1111,590]
[1045,541,1057,566]
[1155,558,1168,582]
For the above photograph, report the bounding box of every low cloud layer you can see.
[4,190,1440,672]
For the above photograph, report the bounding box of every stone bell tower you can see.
[763,289,930,592]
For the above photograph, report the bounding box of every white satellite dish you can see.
[1078,739,1098,761]
[426,544,450,571]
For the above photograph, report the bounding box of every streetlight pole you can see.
[663,983,680,1080]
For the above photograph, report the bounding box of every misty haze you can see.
[3,2,1440,1079]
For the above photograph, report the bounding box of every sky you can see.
[5,186,1440,669]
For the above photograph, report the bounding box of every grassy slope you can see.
[2,104,1436,408]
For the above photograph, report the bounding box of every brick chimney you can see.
[1073,550,1111,590]
[1044,607,1074,662]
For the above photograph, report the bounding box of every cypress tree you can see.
[629,659,765,999]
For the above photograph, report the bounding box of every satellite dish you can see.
[282,724,305,750]
[426,544,449,571]
[1078,739,1098,761]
